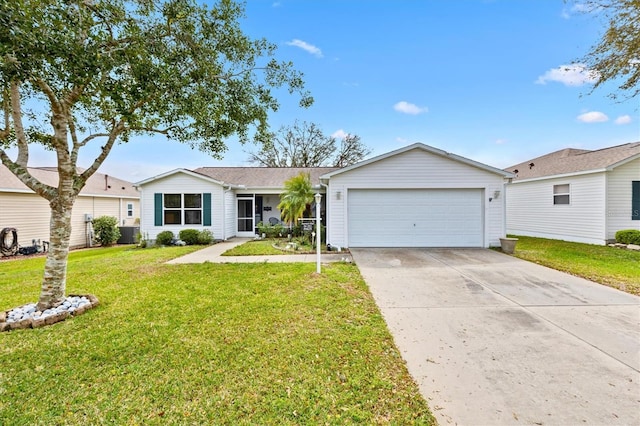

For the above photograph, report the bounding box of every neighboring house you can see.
[505,142,640,245]
[136,143,513,248]
[0,166,140,249]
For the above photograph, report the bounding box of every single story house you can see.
[136,143,513,248]
[0,165,140,249]
[505,142,640,245]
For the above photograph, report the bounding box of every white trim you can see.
[511,168,607,184]
[320,143,514,180]
[135,168,227,187]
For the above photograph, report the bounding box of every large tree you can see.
[570,0,640,100]
[248,120,370,167]
[0,0,311,310]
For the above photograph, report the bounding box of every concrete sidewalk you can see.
[167,238,353,264]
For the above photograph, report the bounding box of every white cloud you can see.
[615,115,632,125]
[285,39,323,58]
[395,137,408,144]
[393,101,428,115]
[331,129,349,139]
[536,64,599,86]
[577,111,609,123]
[561,3,593,19]
[495,139,507,145]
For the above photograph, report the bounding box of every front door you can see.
[237,197,254,237]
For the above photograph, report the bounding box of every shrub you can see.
[156,230,175,246]
[197,230,214,245]
[257,222,285,238]
[92,216,121,246]
[615,229,640,245]
[179,229,201,245]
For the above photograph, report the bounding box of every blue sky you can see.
[22,0,640,181]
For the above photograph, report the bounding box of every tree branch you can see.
[9,81,29,167]
[0,149,57,200]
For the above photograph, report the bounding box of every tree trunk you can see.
[36,197,74,311]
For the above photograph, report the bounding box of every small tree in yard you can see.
[0,0,311,310]
[92,216,121,246]
[277,172,313,227]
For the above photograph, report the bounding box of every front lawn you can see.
[509,235,640,296]
[0,246,434,424]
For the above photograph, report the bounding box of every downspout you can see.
[320,180,330,246]
[223,184,233,241]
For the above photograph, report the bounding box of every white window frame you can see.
[553,184,570,205]
[127,203,134,218]
[163,193,203,225]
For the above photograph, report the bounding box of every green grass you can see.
[509,235,640,296]
[222,239,328,256]
[0,246,434,425]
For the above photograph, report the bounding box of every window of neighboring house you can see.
[127,203,134,218]
[553,184,570,205]
[163,193,202,225]
[632,181,640,220]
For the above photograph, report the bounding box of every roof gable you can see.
[134,168,225,187]
[320,143,513,179]
[506,142,640,181]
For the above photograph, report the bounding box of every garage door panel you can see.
[348,189,483,247]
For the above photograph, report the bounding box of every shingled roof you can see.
[192,167,339,188]
[505,142,640,181]
[0,165,139,198]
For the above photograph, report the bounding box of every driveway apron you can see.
[350,248,640,426]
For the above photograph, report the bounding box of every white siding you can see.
[507,173,607,244]
[0,193,139,249]
[224,189,235,240]
[327,148,506,248]
[138,172,224,240]
[606,158,640,239]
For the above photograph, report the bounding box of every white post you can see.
[315,193,322,274]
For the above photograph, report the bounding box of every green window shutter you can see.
[632,181,640,220]
[203,193,212,226]
[154,193,163,226]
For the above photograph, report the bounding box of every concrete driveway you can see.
[351,248,640,426]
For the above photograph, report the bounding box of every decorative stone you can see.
[1,294,98,332]
[628,244,640,251]
[31,317,46,328]
[11,317,33,330]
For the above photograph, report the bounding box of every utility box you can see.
[117,226,140,244]
[84,214,93,222]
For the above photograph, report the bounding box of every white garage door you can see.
[348,189,483,247]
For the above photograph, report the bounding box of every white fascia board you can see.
[134,168,225,187]
[321,142,514,179]
[509,168,606,184]
[606,153,640,170]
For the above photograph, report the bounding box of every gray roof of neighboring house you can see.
[192,167,339,189]
[506,142,640,181]
[0,165,139,198]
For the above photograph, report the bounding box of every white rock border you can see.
[0,294,99,332]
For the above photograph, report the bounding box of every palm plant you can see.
[278,172,314,227]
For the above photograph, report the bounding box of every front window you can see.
[553,184,570,205]
[164,193,202,225]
